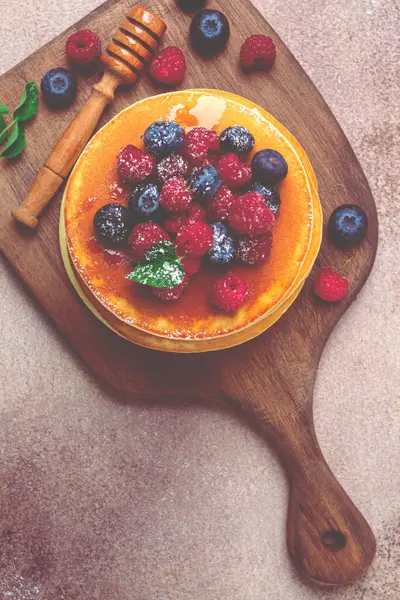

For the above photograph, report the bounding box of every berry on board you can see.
[66,29,101,68]
[328,204,368,248]
[41,68,77,109]
[314,268,349,302]
[149,46,186,86]
[240,35,276,71]
[190,10,230,56]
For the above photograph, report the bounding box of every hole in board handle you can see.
[322,530,346,550]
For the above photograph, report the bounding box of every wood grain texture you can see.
[0,0,378,587]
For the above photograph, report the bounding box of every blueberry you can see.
[188,165,222,200]
[328,204,368,248]
[143,121,185,156]
[41,67,77,109]
[190,9,230,56]
[250,182,280,216]
[208,222,236,264]
[251,149,288,185]
[177,0,207,11]
[220,125,255,155]
[93,203,132,247]
[128,183,160,220]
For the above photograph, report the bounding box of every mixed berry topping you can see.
[117,145,155,183]
[93,203,132,247]
[220,125,255,155]
[212,273,249,312]
[160,176,193,213]
[143,121,185,156]
[92,119,289,311]
[149,46,187,86]
[240,35,277,71]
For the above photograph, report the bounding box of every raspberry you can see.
[129,222,169,261]
[230,192,275,235]
[314,268,349,302]
[218,153,252,188]
[207,185,234,222]
[240,35,276,71]
[212,273,248,312]
[118,145,155,184]
[186,202,207,225]
[176,222,213,257]
[66,29,101,68]
[237,233,273,265]
[182,256,201,275]
[183,127,220,166]
[148,46,186,85]
[160,177,193,213]
[156,154,189,183]
[163,213,187,235]
[152,273,190,301]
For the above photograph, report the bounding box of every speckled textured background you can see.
[0,1,399,598]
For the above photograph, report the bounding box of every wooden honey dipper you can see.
[11,5,166,229]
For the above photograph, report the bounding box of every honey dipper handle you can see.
[265,403,376,586]
[12,71,121,229]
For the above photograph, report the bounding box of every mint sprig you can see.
[0,82,39,159]
[126,241,185,289]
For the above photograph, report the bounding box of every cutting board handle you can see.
[264,402,376,586]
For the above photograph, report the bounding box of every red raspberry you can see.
[314,268,349,302]
[118,145,155,184]
[184,127,220,166]
[163,213,187,235]
[152,273,190,301]
[237,233,273,265]
[182,256,201,275]
[129,222,169,261]
[160,177,193,213]
[207,185,235,222]
[176,222,213,257]
[240,35,276,71]
[156,154,189,183]
[218,153,252,188]
[186,202,207,226]
[230,192,275,235]
[212,273,249,312]
[149,46,186,85]
[66,29,101,68]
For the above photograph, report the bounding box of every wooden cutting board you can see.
[0,0,378,588]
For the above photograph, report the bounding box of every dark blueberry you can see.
[143,121,185,156]
[250,182,281,216]
[328,204,368,248]
[93,203,132,247]
[177,0,207,11]
[208,222,236,264]
[188,165,222,201]
[128,183,160,220]
[41,67,77,109]
[190,9,230,57]
[220,125,255,155]
[251,149,288,185]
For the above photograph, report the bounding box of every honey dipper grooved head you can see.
[101,5,167,83]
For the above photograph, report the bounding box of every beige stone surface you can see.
[0,0,399,598]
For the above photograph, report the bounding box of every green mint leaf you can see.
[0,115,8,144]
[126,241,185,288]
[13,82,39,123]
[0,103,9,115]
[0,122,26,159]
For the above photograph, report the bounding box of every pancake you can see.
[64,90,320,344]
